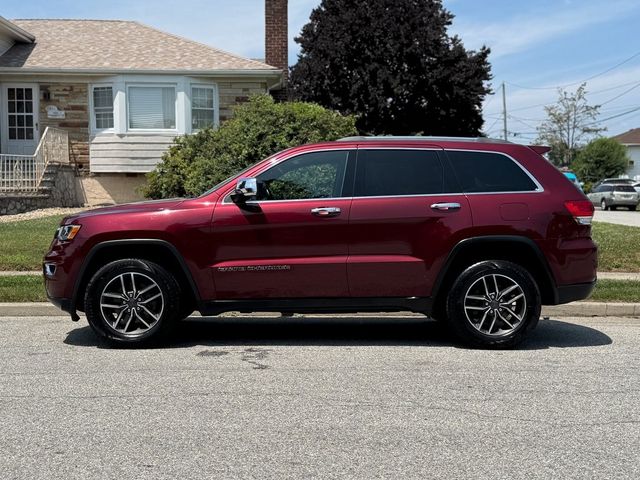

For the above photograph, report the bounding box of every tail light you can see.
[564,200,594,225]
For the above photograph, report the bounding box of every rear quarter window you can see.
[446,150,538,193]
[614,185,636,192]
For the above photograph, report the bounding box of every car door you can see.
[347,147,472,298]
[211,149,355,299]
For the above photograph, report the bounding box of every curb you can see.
[0,302,638,318]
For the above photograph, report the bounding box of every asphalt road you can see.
[1,315,639,479]
[594,208,640,227]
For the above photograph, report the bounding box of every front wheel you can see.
[445,260,541,348]
[629,205,637,211]
[601,199,608,211]
[84,259,182,346]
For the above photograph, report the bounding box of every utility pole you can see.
[502,81,508,141]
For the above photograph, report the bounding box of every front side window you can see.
[256,151,349,200]
[128,86,176,130]
[355,149,444,197]
[446,150,538,193]
[92,86,114,130]
[191,86,215,130]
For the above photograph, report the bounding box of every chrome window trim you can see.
[220,146,544,205]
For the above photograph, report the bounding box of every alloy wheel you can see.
[463,273,526,336]
[99,272,164,336]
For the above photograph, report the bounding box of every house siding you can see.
[39,83,90,168]
[90,134,175,173]
[625,145,640,180]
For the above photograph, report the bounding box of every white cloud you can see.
[453,0,640,58]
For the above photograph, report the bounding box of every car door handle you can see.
[311,207,341,217]
[430,202,461,211]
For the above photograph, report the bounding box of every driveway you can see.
[594,208,640,227]
[1,315,639,479]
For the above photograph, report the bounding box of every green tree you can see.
[142,95,357,199]
[536,84,605,167]
[289,0,492,135]
[572,137,630,184]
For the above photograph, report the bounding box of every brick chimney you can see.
[265,0,288,98]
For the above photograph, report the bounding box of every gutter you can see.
[0,17,36,43]
[0,67,283,89]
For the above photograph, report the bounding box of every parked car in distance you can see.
[633,182,640,193]
[588,183,639,210]
[44,136,597,349]
[592,177,635,189]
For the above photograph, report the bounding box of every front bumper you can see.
[46,294,80,321]
[556,280,597,304]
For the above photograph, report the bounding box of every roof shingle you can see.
[0,19,278,72]
[612,128,640,145]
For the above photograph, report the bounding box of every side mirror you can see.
[230,177,258,204]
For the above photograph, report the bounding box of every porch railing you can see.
[0,127,70,193]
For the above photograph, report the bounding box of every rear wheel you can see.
[629,205,637,211]
[445,260,541,348]
[84,259,182,346]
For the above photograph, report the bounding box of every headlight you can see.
[56,224,82,241]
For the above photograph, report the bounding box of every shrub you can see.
[142,95,357,198]
[571,138,630,184]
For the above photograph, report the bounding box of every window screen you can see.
[355,149,444,196]
[446,150,538,193]
[191,86,215,130]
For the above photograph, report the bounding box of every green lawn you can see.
[0,215,64,271]
[592,222,640,272]
[0,276,47,302]
[588,279,640,303]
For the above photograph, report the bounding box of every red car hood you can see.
[62,198,186,223]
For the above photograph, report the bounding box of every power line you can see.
[505,50,640,90]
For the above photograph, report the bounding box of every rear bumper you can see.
[555,280,596,305]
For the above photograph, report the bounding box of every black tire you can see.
[611,205,618,211]
[629,205,637,211]
[84,259,182,346]
[601,199,608,211]
[445,260,541,348]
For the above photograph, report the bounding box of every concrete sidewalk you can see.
[1,301,638,318]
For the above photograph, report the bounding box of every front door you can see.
[2,84,40,155]
[211,149,355,299]
[347,147,472,298]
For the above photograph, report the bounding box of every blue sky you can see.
[4,0,640,140]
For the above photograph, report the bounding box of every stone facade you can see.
[218,80,268,122]
[0,164,83,215]
[39,83,90,170]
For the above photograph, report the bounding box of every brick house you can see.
[0,5,287,203]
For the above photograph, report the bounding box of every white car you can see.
[634,182,640,193]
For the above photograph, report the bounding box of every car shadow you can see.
[63,316,612,350]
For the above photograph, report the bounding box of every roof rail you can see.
[337,135,513,144]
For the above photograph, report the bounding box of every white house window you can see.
[191,86,215,130]
[128,86,176,130]
[92,86,114,130]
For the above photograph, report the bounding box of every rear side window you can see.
[355,149,443,196]
[446,150,538,193]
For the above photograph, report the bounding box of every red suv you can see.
[44,137,597,348]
